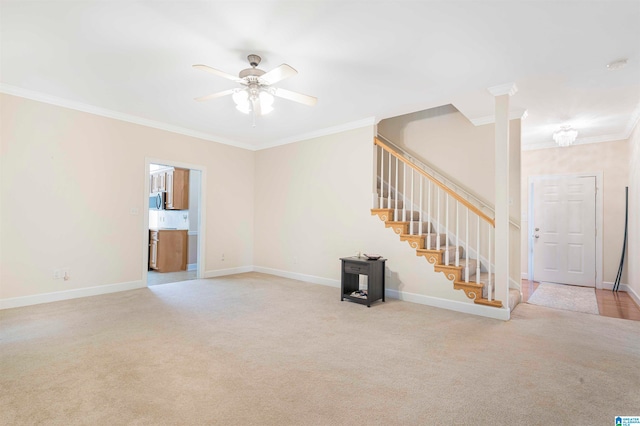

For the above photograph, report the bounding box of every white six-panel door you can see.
[533,176,596,287]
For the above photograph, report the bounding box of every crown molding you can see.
[1,83,377,152]
[258,117,376,150]
[523,103,640,151]
[0,83,255,151]
[468,108,528,126]
[487,82,518,97]
[624,102,640,136]
[522,132,631,151]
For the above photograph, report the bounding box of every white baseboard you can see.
[253,267,507,319]
[187,263,197,272]
[0,266,517,321]
[253,266,340,288]
[385,289,510,321]
[204,266,254,278]
[0,280,145,310]
[602,281,640,307]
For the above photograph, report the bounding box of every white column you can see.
[488,82,517,311]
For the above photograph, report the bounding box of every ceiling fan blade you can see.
[194,89,235,102]
[273,87,317,106]
[260,64,298,85]
[193,64,243,82]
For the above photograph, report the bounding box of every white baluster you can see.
[476,216,481,284]
[394,157,399,220]
[445,196,449,265]
[465,207,469,283]
[402,166,406,222]
[436,188,441,249]
[387,149,392,211]
[455,202,460,267]
[379,147,384,209]
[488,223,492,302]
[410,169,414,235]
[419,177,423,236]
[427,181,431,249]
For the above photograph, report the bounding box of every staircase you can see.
[371,136,521,312]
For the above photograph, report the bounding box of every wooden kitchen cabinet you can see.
[149,230,187,272]
[165,167,189,210]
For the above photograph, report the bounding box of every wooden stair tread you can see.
[372,204,508,310]
[474,298,503,308]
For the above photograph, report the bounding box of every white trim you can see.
[259,117,376,150]
[385,289,510,320]
[487,82,518,97]
[187,230,198,236]
[204,266,254,278]
[521,272,529,279]
[252,268,508,320]
[0,280,144,310]
[0,267,516,320]
[627,285,640,307]
[528,173,603,288]
[522,133,631,151]
[187,263,198,272]
[602,282,640,307]
[469,108,528,126]
[601,281,628,291]
[0,83,255,150]
[253,266,340,287]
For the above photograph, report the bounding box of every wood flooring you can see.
[521,279,640,321]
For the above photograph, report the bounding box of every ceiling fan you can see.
[193,54,317,123]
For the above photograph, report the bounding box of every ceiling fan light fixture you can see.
[194,55,317,124]
[553,125,578,147]
[259,91,274,115]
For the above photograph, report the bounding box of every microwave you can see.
[149,192,166,210]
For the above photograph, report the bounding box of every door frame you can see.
[142,157,207,285]
[527,172,603,288]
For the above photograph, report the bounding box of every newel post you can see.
[488,82,517,313]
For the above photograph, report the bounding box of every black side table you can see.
[340,256,386,307]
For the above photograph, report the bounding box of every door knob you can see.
[534,234,539,238]
[535,227,540,231]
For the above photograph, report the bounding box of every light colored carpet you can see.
[527,282,599,315]
[2,272,639,425]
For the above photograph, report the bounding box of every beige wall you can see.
[628,121,640,299]
[0,94,254,300]
[254,126,471,303]
[521,140,629,284]
[378,105,496,204]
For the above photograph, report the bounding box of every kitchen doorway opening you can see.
[143,158,206,287]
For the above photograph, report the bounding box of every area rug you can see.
[527,282,599,315]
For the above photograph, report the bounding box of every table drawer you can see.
[344,262,369,275]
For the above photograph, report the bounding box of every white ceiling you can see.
[2,1,639,151]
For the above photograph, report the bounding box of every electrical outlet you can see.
[221,253,225,261]
[130,207,139,215]
[53,269,62,279]
[293,256,298,264]
[62,268,71,281]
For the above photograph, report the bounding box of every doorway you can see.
[143,158,206,287]
[529,173,602,288]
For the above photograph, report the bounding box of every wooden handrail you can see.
[374,137,495,227]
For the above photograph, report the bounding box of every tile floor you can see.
[521,279,640,321]
[147,270,196,286]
